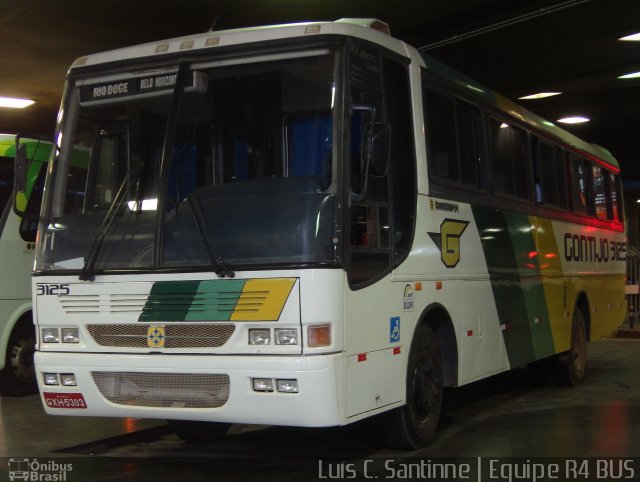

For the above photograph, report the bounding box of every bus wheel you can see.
[0,326,37,396]
[556,308,588,386]
[167,420,231,443]
[383,324,443,449]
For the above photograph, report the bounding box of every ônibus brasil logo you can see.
[7,458,73,481]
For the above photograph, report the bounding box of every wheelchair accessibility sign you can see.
[390,317,400,343]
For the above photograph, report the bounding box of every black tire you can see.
[382,324,443,450]
[555,307,588,386]
[0,323,37,396]
[167,420,231,443]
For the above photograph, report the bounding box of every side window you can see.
[348,44,389,286]
[533,139,566,208]
[569,156,593,216]
[385,59,416,262]
[489,119,529,199]
[456,102,483,188]
[423,89,484,189]
[592,165,607,221]
[424,90,457,181]
[609,172,623,224]
[348,47,415,285]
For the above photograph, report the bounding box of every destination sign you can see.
[79,71,200,105]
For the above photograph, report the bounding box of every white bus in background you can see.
[29,19,626,448]
[0,134,49,395]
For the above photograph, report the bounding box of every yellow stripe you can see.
[532,216,571,352]
[230,278,296,321]
[533,217,626,350]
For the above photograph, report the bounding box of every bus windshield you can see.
[36,49,339,272]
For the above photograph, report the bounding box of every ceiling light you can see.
[518,92,562,100]
[0,97,35,109]
[618,71,640,79]
[557,116,590,124]
[619,33,640,41]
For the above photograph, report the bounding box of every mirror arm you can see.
[13,135,29,218]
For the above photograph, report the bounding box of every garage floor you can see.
[1,336,638,481]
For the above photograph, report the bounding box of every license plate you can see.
[43,392,87,409]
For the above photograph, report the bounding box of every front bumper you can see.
[35,351,343,427]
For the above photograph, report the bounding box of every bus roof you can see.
[67,18,619,172]
[69,18,408,71]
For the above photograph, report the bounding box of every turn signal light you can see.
[308,325,331,347]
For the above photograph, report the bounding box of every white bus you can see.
[0,134,50,395]
[28,19,626,448]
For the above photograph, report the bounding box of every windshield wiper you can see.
[186,191,235,278]
[79,172,132,281]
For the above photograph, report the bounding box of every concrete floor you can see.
[0,337,638,481]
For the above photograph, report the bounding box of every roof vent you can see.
[335,18,390,35]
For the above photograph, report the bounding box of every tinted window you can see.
[424,90,457,181]
[534,139,566,208]
[592,165,607,221]
[424,90,484,189]
[609,172,623,223]
[457,102,483,188]
[489,120,529,199]
[570,156,593,216]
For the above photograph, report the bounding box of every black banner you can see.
[79,72,196,104]
[1,457,639,482]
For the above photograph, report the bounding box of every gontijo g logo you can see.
[428,219,470,268]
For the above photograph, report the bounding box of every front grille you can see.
[86,324,235,348]
[92,372,230,408]
[59,294,149,314]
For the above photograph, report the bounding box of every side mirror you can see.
[364,122,391,177]
[351,122,391,203]
[13,138,28,215]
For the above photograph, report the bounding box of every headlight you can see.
[276,379,298,393]
[249,329,271,345]
[42,328,60,343]
[274,328,298,345]
[252,378,274,392]
[61,328,80,344]
[43,373,59,385]
[60,374,77,386]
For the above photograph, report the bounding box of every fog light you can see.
[277,379,298,393]
[249,329,271,345]
[275,328,298,345]
[61,328,80,343]
[60,374,77,386]
[43,373,59,386]
[42,328,60,343]
[308,324,331,347]
[252,378,274,392]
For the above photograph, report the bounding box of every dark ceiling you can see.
[2,0,640,179]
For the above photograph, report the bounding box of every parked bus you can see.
[27,19,626,448]
[0,134,50,394]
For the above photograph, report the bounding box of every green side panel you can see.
[472,206,554,367]
[139,279,247,322]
